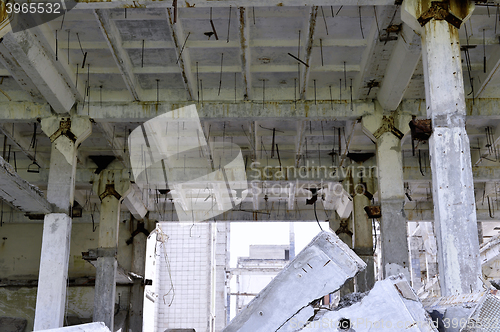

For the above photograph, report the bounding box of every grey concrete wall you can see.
[0,219,135,331]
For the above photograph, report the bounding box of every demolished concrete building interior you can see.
[3,0,500,331]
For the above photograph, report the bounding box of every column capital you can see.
[362,106,412,141]
[93,169,132,201]
[402,0,474,34]
[41,115,92,165]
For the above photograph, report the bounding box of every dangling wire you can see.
[314,201,323,231]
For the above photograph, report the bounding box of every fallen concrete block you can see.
[292,275,438,332]
[223,231,366,332]
[37,322,111,332]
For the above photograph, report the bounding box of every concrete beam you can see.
[0,99,478,122]
[353,6,399,100]
[222,231,365,332]
[405,207,500,224]
[0,156,52,214]
[95,9,142,101]
[471,123,500,165]
[0,102,51,121]
[377,23,421,111]
[77,100,379,122]
[166,8,197,101]
[66,38,367,50]
[73,0,395,10]
[1,29,76,113]
[0,43,45,103]
[480,235,500,267]
[123,185,148,220]
[0,123,49,168]
[299,6,318,100]
[239,7,252,101]
[475,40,500,98]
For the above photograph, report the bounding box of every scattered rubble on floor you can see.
[292,275,438,332]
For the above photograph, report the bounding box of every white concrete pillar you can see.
[92,170,131,330]
[409,235,423,290]
[34,117,91,331]
[403,0,481,296]
[376,131,411,280]
[128,219,149,332]
[353,193,375,292]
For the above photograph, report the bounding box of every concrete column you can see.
[92,170,131,330]
[34,117,91,331]
[376,131,411,280]
[409,235,423,290]
[352,193,375,292]
[334,176,354,295]
[403,0,481,296]
[128,219,150,332]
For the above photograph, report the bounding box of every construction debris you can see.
[222,231,366,332]
[292,275,438,332]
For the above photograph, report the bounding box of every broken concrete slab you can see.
[223,231,366,332]
[36,322,111,332]
[293,275,438,332]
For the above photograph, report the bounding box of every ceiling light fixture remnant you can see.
[204,31,214,39]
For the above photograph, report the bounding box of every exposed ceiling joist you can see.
[377,23,421,111]
[76,101,380,122]
[239,7,252,101]
[300,6,318,100]
[73,0,396,10]
[166,8,197,101]
[475,43,500,98]
[352,5,399,101]
[1,29,76,113]
[95,9,143,101]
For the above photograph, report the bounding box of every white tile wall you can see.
[155,222,213,332]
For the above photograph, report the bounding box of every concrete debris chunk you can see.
[293,275,438,332]
[222,231,366,332]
